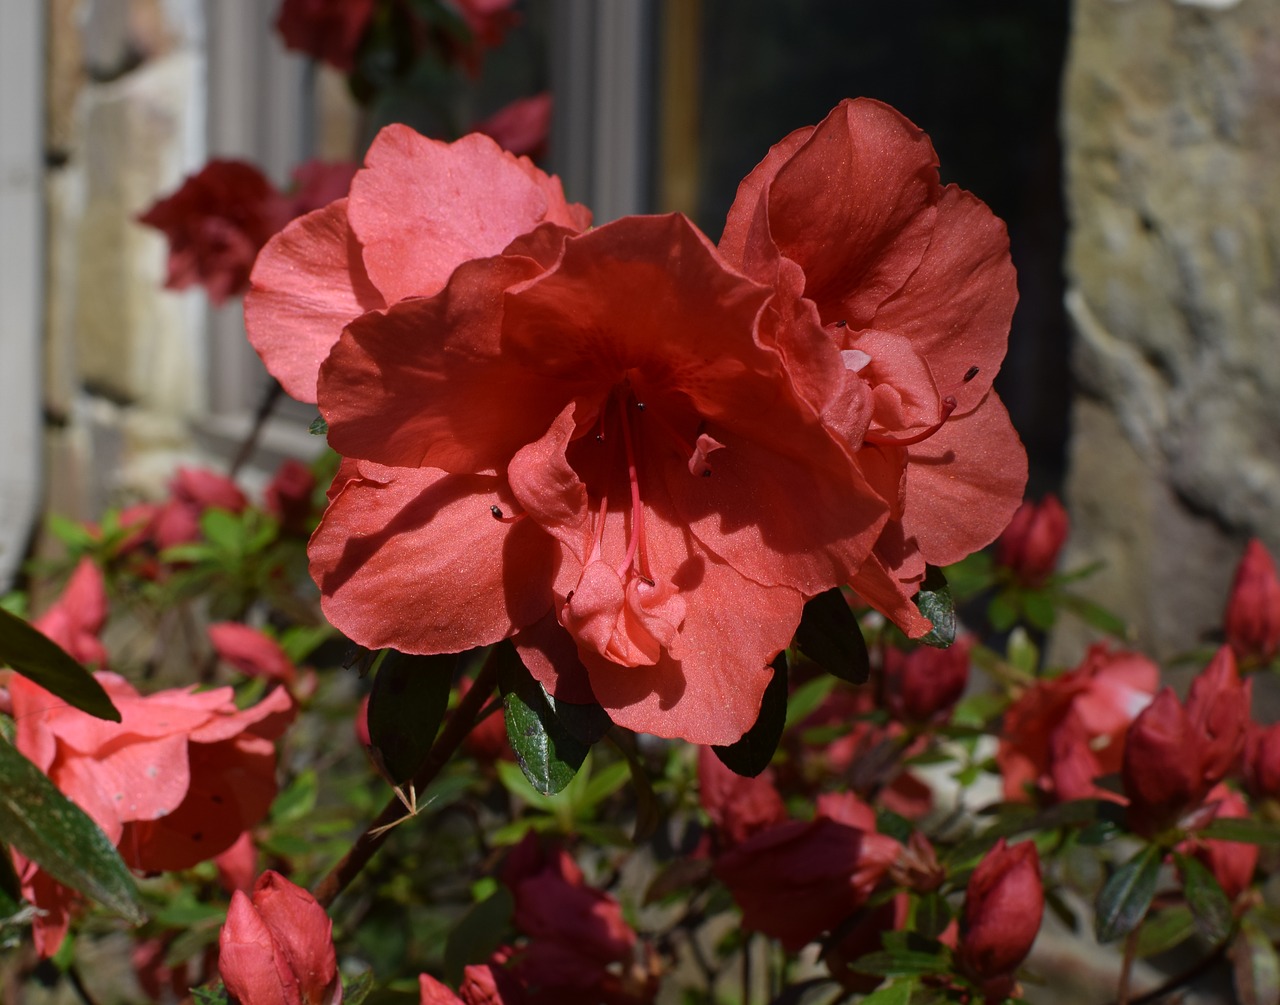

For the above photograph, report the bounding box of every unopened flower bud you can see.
[218,871,341,1005]
[957,839,1043,997]
[995,495,1068,587]
[1224,539,1280,665]
[881,638,971,725]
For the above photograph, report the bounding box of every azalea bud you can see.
[1244,722,1280,801]
[218,871,341,1005]
[995,495,1069,587]
[713,792,900,951]
[1182,785,1257,902]
[1185,646,1251,787]
[697,745,787,847]
[881,638,971,725]
[1224,539,1280,665]
[265,458,319,536]
[1122,688,1204,838]
[957,839,1043,996]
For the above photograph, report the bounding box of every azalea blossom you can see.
[719,98,1027,635]
[998,643,1159,803]
[9,607,295,956]
[248,123,897,744]
[138,160,291,304]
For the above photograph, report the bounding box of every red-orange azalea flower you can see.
[720,98,1027,635]
[10,667,294,954]
[308,206,892,744]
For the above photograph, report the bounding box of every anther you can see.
[835,320,847,328]
[635,401,646,411]
[702,469,712,478]
[963,365,980,383]
[490,505,503,519]
[490,505,526,524]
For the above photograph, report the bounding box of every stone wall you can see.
[44,0,208,523]
[1058,0,1280,662]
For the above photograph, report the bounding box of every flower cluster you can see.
[245,99,1026,746]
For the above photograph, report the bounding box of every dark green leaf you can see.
[1199,817,1280,845]
[794,587,870,684]
[0,606,119,721]
[1096,845,1161,943]
[499,646,590,796]
[1021,590,1057,631]
[367,650,455,784]
[987,591,1019,632]
[713,652,787,778]
[191,987,229,1005]
[1134,906,1196,959]
[543,692,612,745]
[914,567,956,648]
[1175,852,1235,944]
[914,892,953,940]
[342,972,377,1005]
[0,739,144,923]
[308,415,329,435]
[852,950,948,978]
[445,886,514,984]
[0,843,22,918]
[1231,917,1280,1005]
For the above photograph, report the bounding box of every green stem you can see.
[312,649,501,908]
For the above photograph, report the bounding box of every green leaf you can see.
[1199,817,1280,845]
[0,738,144,923]
[713,652,787,778]
[499,646,590,796]
[913,892,953,941]
[341,971,377,1005]
[858,980,917,1005]
[543,692,612,745]
[367,651,455,784]
[1021,589,1058,631]
[794,587,870,684]
[1058,591,1128,638]
[0,606,119,721]
[200,509,243,554]
[1175,852,1234,945]
[1231,917,1280,1005]
[852,949,948,978]
[270,769,318,824]
[445,886,514,984]
[0,843,22,919]
[191,987,230,1005]
[580,759,631,810]
[1096,844,1161,943]
[309,415,329,436]
[783,673,836,729]
[987,591,1019,632]
[914,566,956,648]
[1134,905,1196,958]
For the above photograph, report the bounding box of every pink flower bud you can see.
[995,494,1069,587]
[1224,539,1280,664]
[218,871,341,1005]
[1182,785,1257,902]
[958,839,1043,993]
[881,638,971,724]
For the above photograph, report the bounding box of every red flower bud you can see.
[218,871,341,1005]
[958,839,1043,994]
[1123,650,1248,838]
[1224,539,1280,664]
[1244,722,1280,800]
[995,494,1069,587]
[265,459,319,536]
[1122,688,1204,837]
[881,638,971,724]
[697,745,787,847]
[1181,785,1257,902]
[713,793,900,951]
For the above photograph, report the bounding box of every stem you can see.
[312,650,501,908]
[65,966,102,1005]
[742,931,753,1005]
[229,380,284,478]
[1111,941,1229,1005]
[1116,929,1138,1005]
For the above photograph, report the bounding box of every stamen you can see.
[835,320,847,328]
[615,397,649,579]
[490,505,526,524]
[635,401,646,412]
[963,365,980,383]
[864,396,958,447]
[589,492,608,563]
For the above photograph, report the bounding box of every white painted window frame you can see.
[0,3,44,590]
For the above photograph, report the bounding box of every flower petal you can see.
[347,127,585,305]
[309,465,558,655]
[245,199,385,403]
[900,392,1027,567]
[869,184,1018,415]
